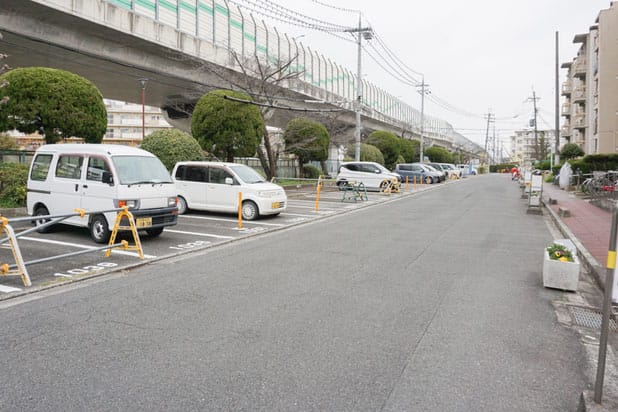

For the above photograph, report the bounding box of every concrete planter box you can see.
[542,249,580,291]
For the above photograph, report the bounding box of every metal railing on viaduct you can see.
[0,0,481,153]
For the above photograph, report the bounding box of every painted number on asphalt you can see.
[54,262,119,278]
[169,240,211,251]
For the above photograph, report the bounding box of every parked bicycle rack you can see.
[0,207,144,287]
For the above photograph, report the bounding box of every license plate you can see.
[271,202,280,209]
[136,217,152,228]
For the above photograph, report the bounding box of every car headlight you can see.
[168,197,178,207]
[115,199,139,209]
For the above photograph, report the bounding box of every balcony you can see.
[561,81,572,96]
[561,103,571,117]
[561,122,571,137]
[573,60,587,78]
[572,87,586,103]
[573,113,587,128]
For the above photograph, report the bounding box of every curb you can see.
[542,199,618,411]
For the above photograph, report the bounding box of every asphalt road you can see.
[0,175,588,411]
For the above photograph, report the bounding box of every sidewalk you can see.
[542,183,610,285]
[540,181,618,411]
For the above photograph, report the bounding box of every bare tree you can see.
[210,51,304,179]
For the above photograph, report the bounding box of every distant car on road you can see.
[438,163,462,179]
[426,163,448,181]
[457,164,478,176]
[394,163,442,184]
[336,161,401,191]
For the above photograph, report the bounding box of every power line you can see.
[310,0,361,15]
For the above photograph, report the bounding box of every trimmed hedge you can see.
[302,164,322,179]
[0,162,28,207]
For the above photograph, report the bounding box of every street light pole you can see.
[417,77,429,163]
[345,17,372,161]
[138,78,148,141]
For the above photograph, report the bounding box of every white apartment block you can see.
[510,129,557,164]
[104,99,172,143]
[561,2,618,155]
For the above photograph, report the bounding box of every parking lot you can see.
[0,181,454,298]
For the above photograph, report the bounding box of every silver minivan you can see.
[335,161,402,191]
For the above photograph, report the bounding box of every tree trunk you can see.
[257,147,271,179]
[262,125,277,178]
[320,160,328,177]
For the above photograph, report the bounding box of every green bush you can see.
[347,143,385,165]
[489,163,516,173]
[568,159,592,174]
[560,143,584,160]
[140,129,204,171]
[302,164,322,179]
[424,146,453,163]
[0,162,28,207]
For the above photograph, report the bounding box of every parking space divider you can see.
[0,207,144,287]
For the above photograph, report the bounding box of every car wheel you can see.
[380,180,390,191]
[146,227,164,238]
[242,200,259,220]
[336,181,347,191]
[34,206,54,233]
[177,196,188,214]
[424,176,433,185]
[89,214,110,244]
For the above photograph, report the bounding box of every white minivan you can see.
[27,144,178,243]
[172,161,287,220]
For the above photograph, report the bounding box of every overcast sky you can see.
[239,0,613,147]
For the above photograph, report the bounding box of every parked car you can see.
[457,164,478,176]
[426,163,448,182]
[27,144,178,243]
[336,161,401,191]
[394,163,442,184]
[172,161,287,220]
[439,163,462,179]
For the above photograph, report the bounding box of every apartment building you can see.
[510,129,556,164]
[104,99,173,145]
[561,2,618,155]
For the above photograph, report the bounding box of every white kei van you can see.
[172,161,287,220]
[27,144,178,243]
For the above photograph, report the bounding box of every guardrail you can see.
[0,207,144,287]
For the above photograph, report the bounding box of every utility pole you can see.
[484,110,493,168]
[417,77,429,163]
[527,90,540,161]
[345,17,372,162]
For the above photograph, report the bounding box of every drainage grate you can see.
[568,305,618,331]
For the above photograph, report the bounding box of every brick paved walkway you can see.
[542,182,612,266]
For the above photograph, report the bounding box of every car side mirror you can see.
[375,170,381,174]
[102,171,114,185]
[225,177,234,185]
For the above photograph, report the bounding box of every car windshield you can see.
[229,165,265,183]
[375,163,391,174]
[112,156,172,185]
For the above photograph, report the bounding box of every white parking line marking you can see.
[286,204,339,211]
[179,215,284,227]
[280,212,318,218]
[165,229,234,239]
[0,285,22,293]
[18,236,155,258]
